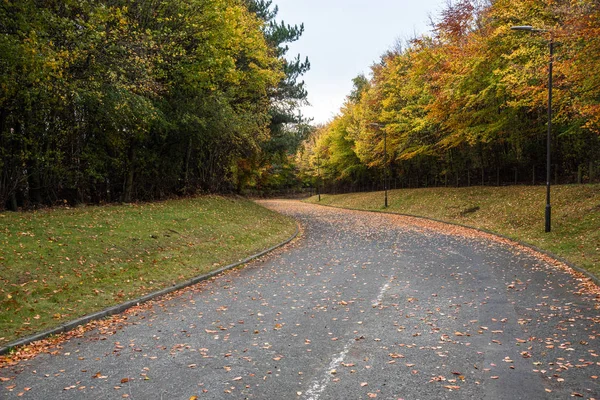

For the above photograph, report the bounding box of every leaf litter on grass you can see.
[0,196,296,346]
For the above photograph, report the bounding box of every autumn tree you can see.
[0,0,291,210]
[296,0,600,192]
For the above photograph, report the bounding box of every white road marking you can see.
[303,339,353,400]
[372,281,391,307]
[303,279,395,399]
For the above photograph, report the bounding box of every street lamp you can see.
[368,122,388,208]
[316,152,321,202]
[511,25,553,233]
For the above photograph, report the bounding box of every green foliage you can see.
[0,0,296,209]
[237,0,311,194]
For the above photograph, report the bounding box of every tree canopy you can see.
[0,0,308,209]
[297,0,600,192]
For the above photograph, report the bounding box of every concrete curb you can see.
[0,224,300,356]
[307,200,600,287]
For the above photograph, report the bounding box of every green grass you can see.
[0,196,296,345]
[307,184,600,277]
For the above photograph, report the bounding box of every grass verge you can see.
[306,184,599,278]
[0,196,296,345]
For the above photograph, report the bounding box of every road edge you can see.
[0,223,300,356]
[306,200,600,287]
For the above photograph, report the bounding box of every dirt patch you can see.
[459,206,480,216]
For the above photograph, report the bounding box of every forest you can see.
[296,0,600,194]
[2,0,600,211]
[0,0,309,210]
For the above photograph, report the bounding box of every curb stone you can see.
[306,200,600,287]
[0,224,299,356]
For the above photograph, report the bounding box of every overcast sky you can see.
[274,0,448,125]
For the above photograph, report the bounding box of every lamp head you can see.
[511,25,546,33]
[511,25,534,31]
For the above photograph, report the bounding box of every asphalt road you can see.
[1,200,598,399]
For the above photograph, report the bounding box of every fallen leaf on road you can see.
[444,385,460,390]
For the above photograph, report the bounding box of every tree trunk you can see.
[481,167,484,186]
[184,137,193,193]
[496,167,500,187]
[27,158,42,205]
[8,192,18,211]
[123,145,136,203]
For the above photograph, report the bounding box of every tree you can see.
[239,0,311,193]
[0,0,289,210]
[295,0,600,191]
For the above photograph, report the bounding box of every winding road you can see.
[1,200,599,399]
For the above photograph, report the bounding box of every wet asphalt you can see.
[1,200,598,399]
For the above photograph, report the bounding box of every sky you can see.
[274,0,448,125]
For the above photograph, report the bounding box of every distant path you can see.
[1,200,598,399]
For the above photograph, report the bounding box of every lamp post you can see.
[316,152,321,202]
[368,122,388,208]
[511,25,553,233]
